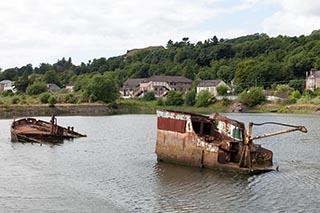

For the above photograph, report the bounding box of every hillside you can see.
[2,30,320,95]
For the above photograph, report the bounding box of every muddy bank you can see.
[0,104,153,119]
[250,103,320,113]
[1,102,319,119]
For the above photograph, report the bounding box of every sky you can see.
[1,0,320,70]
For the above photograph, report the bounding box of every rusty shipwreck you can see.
[11,114,86,144]
[156,110,307,174]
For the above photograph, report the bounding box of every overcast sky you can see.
[1,0,320,69]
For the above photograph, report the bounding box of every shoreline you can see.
[0,102,319,119]
[0,103,153,119]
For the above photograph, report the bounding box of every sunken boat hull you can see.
[11,116,86,144]
[156,110,273,174]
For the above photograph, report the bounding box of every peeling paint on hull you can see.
[156,110,273,174]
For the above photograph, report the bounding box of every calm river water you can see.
[0,113,320,212]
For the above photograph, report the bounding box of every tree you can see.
[234,59,259,92]
[16,64,33,76]
[290,90,301,103]
[44,70,61,86]
[14,71,30,93]
[165,90,184,106]
[302,89,315,99]
[289,79,305,92]
[34,63,52,74]
[65,93,78,104]
[217,65,233,82]
[142,91,155,101]
[59,70,77,85]
[238,87,266,107]
[85,74,119,103]
[48,96,57,107]
[26,81,48,95]
[0,68,17,81]
[216,85,230,96]
[39,92,50,103]
[185,90,196,106]
[195,90,215,107]
[274,84,294,99]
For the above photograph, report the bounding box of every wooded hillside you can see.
[2,30,320,94]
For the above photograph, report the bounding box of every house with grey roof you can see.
[120,78,147,98]
[47,83,61,92]
[120,75,192,98]
[0,80,16,92]
[196,80,230,96]
[306,68,320,91]
[141,76,192,97]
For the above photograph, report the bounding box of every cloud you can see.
[1,0,317,69]
[0,0,227,69]
[263,0,320,36]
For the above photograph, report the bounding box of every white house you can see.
[196,80,230,96]
[0,80,16,92]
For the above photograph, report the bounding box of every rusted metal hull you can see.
[11,117,86,144]
[156,110,273,174]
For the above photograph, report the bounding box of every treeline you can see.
[2,30,320,102]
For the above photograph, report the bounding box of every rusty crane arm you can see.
[239,121,307,169]
[248,122,307,141]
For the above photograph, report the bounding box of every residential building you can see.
[196,80,230,96]
[120,78,147,98]
[65,82,75,92]
[47,83,61,92]
[120,75,192,98]
[143,76,192,97]
[306,68,320,91]
[0,80,15,92]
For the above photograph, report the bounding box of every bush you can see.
[238,87,266,107]
[142,91,155,101]
[274,84,294,99]
[314,88,320,96]
[2,90,14,97]
[26,81,48,95]
[221,97,232,106]
[195,90,215,107]
[289,79,305,92]
[289,90,301,103]
[39,92,50,104]
[185,90,196,106]
[11,96,20,104]
[302,89,316,99]
[65,93,77,104]
[216,85,230,96]
[48,96,57,107]
[157,98,164,106]
[85,74,119,103]
[165,91,184,106]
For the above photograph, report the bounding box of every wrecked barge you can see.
[11,114,86,144]
[156,110,307,174]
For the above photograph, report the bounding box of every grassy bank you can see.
[0,99,318,119]
[116,99,320,115]
[116,99,230,114]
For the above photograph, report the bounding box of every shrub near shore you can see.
[0,98,319,119]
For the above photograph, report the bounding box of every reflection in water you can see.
[0,114,320,212]
[153,162,249,212]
